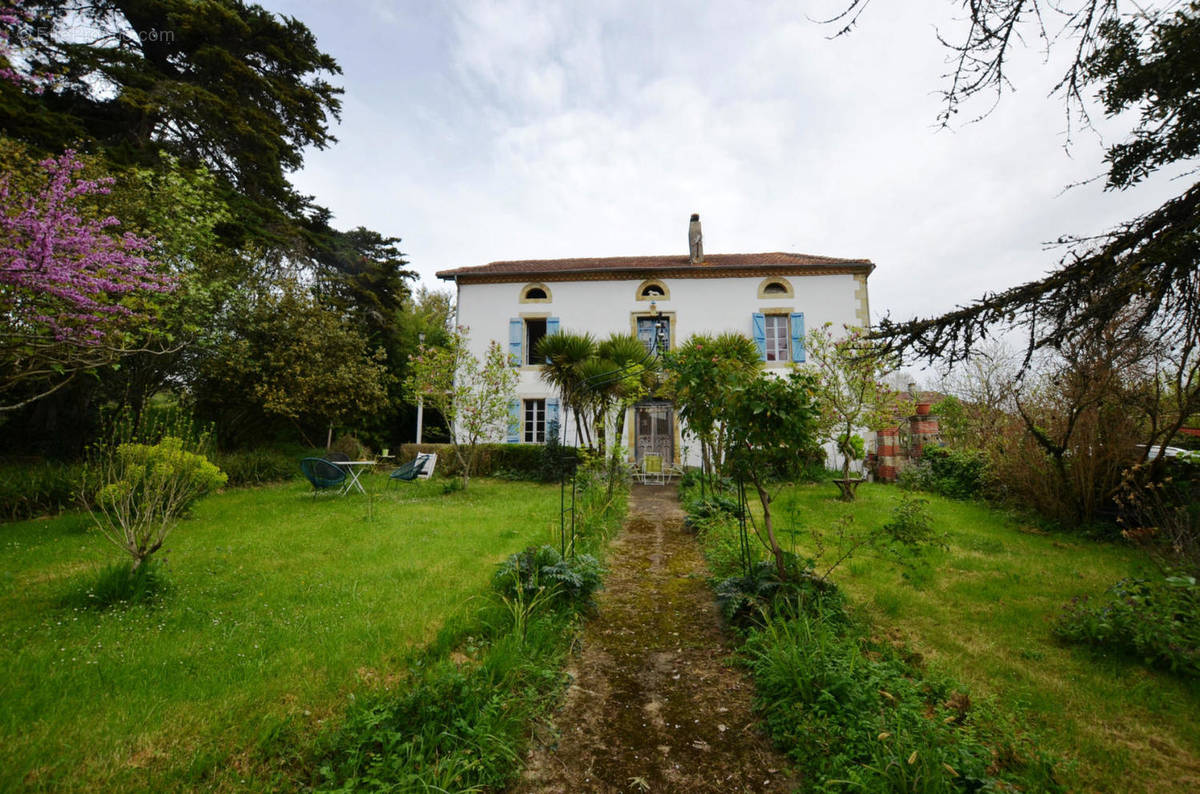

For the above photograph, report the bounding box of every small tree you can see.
[665,332,763,490]
[406,328,516,489]
[805,323,909,500]
[91,437,227,570]
[725,370,823,578]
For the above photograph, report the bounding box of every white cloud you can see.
[272,0,1187,339]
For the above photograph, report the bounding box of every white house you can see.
[436,215,873,467]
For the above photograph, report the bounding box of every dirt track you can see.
[513,484,797,793]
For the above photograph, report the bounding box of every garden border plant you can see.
[311,458,627,792]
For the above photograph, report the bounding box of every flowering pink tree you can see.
[1,150,173,410]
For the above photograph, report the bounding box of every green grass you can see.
[0,474,564,791]
[736,481,1200,793]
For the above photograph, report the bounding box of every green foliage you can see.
[211,448,298,487]
[406,329,516,489]
[62,560,168,611]
[745,596,1062,793]
[0,461,84,521]
[492,545,605,610]
[315,611,569,793]
[91,437,227,569]
[804,323,910,488]
[664,332,762,482]
[195,278,391,448]
[714,556,845,628]
[900,447,990,500]
[1053,575,1200,678]
[397,442,579,482]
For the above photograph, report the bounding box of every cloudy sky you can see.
[266,0,1182,329]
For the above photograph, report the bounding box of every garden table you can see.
[336,460,376,495]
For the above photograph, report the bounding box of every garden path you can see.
[514,484,797,793]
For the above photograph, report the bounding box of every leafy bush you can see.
[90,437,227,569]
[329,434,372,461]
[0,461,85,521]
[682,492,743,530]
[212,448,297,487]
[1053,575,1200,677]
[397,442,578,482]
[745,596,1062,792]
[62,560,168,610]
[901,446,989,499]
[714,556,844,628]
[492,545,604,610]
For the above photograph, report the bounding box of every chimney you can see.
[688,213,703,264]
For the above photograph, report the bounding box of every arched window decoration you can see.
[635,279,670,301]
[757,277,794,298]
[520,283,552,303]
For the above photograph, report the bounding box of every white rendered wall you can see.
[452,273,866,466]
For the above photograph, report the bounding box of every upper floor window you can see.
[637,316,670,354]
[635,279,670,301]
[751,311,805,363]
[757,277,794,298]
[764,315,790,362]
[525,318,547,364]
[520,283,552,303]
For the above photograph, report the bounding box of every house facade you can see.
[436,216,873,467]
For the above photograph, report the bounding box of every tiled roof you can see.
[436,252,873,280]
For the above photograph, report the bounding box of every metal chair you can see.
[300,457,347,497]
[641,453,665,485]
[387,454,431,487]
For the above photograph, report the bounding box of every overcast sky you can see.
[266,0,1183,330]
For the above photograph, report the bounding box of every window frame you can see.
[523,398,546,443]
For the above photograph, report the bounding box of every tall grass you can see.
[313,463,628,791]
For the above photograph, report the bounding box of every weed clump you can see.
[1053,574,1200,678]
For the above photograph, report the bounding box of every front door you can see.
[634,401,673,464]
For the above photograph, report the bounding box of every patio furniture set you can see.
[299,452,437,496]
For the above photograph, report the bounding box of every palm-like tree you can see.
[536,331,596,446]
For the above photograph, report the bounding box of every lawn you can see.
[0,474,563,791]
[747,481,1200,792]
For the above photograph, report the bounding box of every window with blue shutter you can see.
[790,312,806,363]
[508,319,522,367]
[507,400,520,443]
[751,312,767,361]
[547,397,560,439]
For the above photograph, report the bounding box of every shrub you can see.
[329,434,372,461]
[714,556,844,628]
[90,437,227,569]
[0,461,85,521]
[212,448,297,487]
[62,560,168,610]
[1053,575,1200,677]
[901,446,989,500]
[396,442,578,482]
[492,545,604,610]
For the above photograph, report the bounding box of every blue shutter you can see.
[508,318,523,367]
[751,312,766,361]
[507,400,520,443]
[790,312,806,363]
[547,397,560,442]
[545,317,560,363]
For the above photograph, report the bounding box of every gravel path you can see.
[513,484,797,793]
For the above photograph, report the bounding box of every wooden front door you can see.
[635,401,673,464]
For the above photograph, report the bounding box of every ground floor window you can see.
[524,398,546,443]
